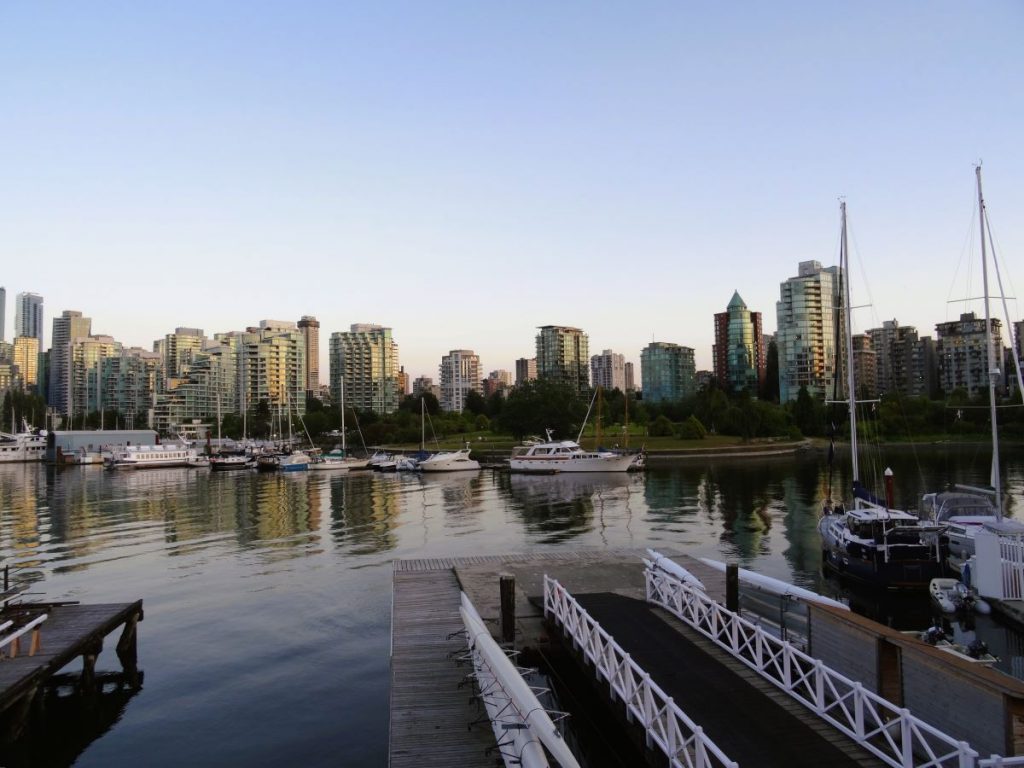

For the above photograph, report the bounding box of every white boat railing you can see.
[997,537,1024,601]
[460,592,578,768]
[543,576,738,768]
[645,564,988,768]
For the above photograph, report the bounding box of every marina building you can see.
[49,311,93,414]
[713,291,765,394]
[640,342,696,403]
[298,315,320,399]
[330,324,400,415]
[536,326,589,394]
[591,349,626,392]
[439,349,481,413]
[775,260,843,403]
[936,312,1003,399]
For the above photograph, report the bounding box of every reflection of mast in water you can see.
[328,473,401,555]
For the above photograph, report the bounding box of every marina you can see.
[3,449,1024,765]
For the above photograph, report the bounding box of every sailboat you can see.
[417,396,479,473]
[921,166,1024,565]
[817,200,949,589]
[311,375,370,471]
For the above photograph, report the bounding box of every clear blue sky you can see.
[2,2,1022,382]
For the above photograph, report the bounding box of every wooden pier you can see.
[0,600,143,741]
[390,548,1024,765]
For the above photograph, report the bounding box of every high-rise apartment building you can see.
[536,326,589,394]
[776,261,842,403]
[640,342,696,403]
[439,349,482,412]
[155,327,206,393]
[515,358,537,386]
[153,336,237,433]
[0,286,6,341]
[624,362,635,392]
[12,336,40,390]
[237,320,307,419]
[15,292,44,349]
[298,316,320,399]
[936,312,1003,399]
[69,335,122,418]
[49,310,92,414]
[412,376,440,401]
[102,347,160,429]
[713,291,766,394]
[866,320,937,398]
[590,349,626,392]
[483,370,512,398]
[851,334,877,398]
[330,324,400,415]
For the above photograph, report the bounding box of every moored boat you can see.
[105,443,197,470]
[508,430,638,474]
[0,419,47,464]
[418,446,480,473]
[210,453,255,471]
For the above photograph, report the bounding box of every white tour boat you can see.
[0,419,47,463]
[106,444,197,470]
[508,429,638,474]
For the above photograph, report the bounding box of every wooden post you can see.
[726,563,739,613]
[81,639,103,697]
[116,611,140,673]
[499,573,516,645]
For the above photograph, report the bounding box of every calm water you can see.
[2,446,1024,767]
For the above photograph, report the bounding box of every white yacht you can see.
[106,444,197,470]
[508,430,639,474]
[0,420,47,463]
[418,446,480,473]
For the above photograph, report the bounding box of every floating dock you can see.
[390,548,1024,766]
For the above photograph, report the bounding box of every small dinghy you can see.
[929,578,991,615]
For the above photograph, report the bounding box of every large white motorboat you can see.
[508,430,639,474]
[418,446,480,473]
[0,419,47,463]
[106,443,197,470]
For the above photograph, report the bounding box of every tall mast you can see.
[977,165,1002,519]
[840,201,859,482]
[340,375,346,452]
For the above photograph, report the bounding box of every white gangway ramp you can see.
[459,592,580,768]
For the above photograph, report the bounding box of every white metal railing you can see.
[999,537,1024,601]
[645,564,991,768]
[0,613,46,658]
[543,576,738,768]
[460,592,578,768]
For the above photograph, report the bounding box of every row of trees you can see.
[7,375,1019,445]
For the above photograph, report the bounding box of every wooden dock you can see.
[0,600,143,729]
[388,549,950,766]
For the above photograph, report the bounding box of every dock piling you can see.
[499,573,516,645]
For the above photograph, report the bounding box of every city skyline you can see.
[3,3,1022,382]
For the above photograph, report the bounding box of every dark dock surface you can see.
[389,549,888,767]
[0,601,143,715]
[573,591,880,767]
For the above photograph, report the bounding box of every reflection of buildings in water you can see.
[328,473,400,554]
[506,472,636,543]
[642,471,700,524]
[416,472,484,519]
[246,473,317,550]
[0,464,47,575]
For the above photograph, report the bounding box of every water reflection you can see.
[505,472,638,544]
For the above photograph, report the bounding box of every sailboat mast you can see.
[977,165,1002,518]
[840,201,859,482]
[340,375,346,452]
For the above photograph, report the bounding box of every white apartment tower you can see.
[439,349,482,412]
[15,292,44,349]
[590,349,626,392]
[330,324,400,415]
[775,261,843,403]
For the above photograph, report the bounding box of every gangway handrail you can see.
[460,592,578,768]
[644,563,989,768]
[544,576,738,768]
[0,613,47,656]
